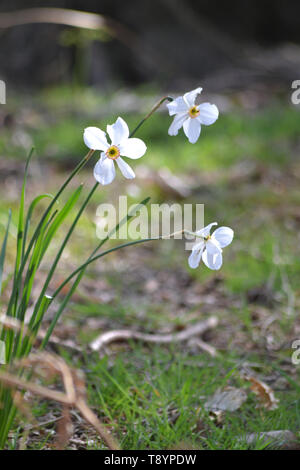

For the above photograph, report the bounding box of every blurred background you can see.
[0,0,300,91]
[0,1,299,449]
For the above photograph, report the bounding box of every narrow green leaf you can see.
[30,183,97,332]
[0,210,12,296]
[14,183,82,321]
[41,197,151,347]
[15,209,58,321]
[39,184,83,260]
[7,150,94,320]
[15,148,34,273]
[22,193,53,259]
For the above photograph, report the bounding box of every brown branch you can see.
[90,316,218,351]
[76,399,120,451]
[0,351,120,450]
[0,8,136,48]
[0,7,173,74]
[0,370,72,404]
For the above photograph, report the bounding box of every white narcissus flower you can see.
[167,87,219,144]
[84,117,147,185]
[188,222,234,270]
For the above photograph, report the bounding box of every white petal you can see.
[183,118,201,144]
[166,97,189,116]
[195,222,218,238]
[183,87,203,107]
[93,155,116,185]
[202,249,223,270]
[116,157,135,179]
[212,227,234,248]
[198,103,219,126]
[188,242,204,269]
[119,138,147,159]
[84,127,109,151]
[168,113,188,136]
[107,117,129,145]
[202,240,223,270]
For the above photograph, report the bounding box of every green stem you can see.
[40,238,156,348]
[129,96,173,137]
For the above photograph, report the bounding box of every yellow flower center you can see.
[204,235,211,242]
[188,106,200,119]
[106,145,120,160]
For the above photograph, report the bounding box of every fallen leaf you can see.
[245,375,279,410]
[239,430,299,450]
[205,386,248,412]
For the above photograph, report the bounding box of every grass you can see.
[19,345,299,450]
[0,85,300,449]
[86,348,299,450]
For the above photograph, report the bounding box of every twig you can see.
[187,337,218,357]
[90,316,218,351]
[0,351,120,450]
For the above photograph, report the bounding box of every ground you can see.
[0,85,300,449]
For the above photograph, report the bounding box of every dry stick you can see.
[0,367,120,450]
[0,8,134,46]
[0,370,120,450]
[0,317,120,450]
[188,337,218,357]
[0,8,171,73]
[0,371,71,405]
[76,399,120,450]
[90,316,218,351]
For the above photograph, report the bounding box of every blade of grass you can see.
[6,149,95,321]
[41,197,151,348]
[15,184,83,324]
[38,185,83,261]
[15,148,34,274]
[0,210,12,296]
[22,194,54,260]
[28,182,98,334]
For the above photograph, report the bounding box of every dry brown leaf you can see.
[245,375,279,410]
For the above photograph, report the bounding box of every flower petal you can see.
[198,103,219,126]
[119,138,147,159]
[183,87,203,107]
[93,155,116,185]
[116,157,135,179]
[107,117,129,145]
[166,97,189,116]
[195,222,218,238]
[168,113,188,136]
[202,248,223,270]
[84,127,109,151]
[202,240,223,270]
[183,118,201,144]
[188,242,204,269]
[212,226,234,248]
